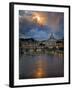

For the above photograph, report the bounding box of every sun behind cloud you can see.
[32,12,48,26]
[32,14,41,23]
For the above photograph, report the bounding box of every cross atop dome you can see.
[48,33,56,41]
[50,33,55,39]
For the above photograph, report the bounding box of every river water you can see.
[19,53,64,79]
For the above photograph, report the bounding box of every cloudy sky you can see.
[19,10,64,41]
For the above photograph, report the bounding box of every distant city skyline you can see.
[19,10,64,41]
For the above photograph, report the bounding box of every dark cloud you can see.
[19,10,64,40]
[47,12,64,32]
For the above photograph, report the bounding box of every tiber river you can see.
[19,52,64,79]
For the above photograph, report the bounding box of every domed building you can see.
[45,33,57,49]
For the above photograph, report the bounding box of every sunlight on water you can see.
[34,68,46,78]
[33,56,48,78]
[19,54,64,79]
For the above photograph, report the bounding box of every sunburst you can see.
[32,13,47,26]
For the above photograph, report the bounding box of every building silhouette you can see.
[19,33,64,55]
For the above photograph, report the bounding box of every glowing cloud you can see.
[32,12,48,26]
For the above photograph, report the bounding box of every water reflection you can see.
[34,68,45,78]
[33,56,48,78]
[19,53,64,79]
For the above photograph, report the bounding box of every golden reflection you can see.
[33,56,48,78]
[34,68,46,78]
